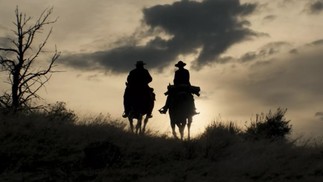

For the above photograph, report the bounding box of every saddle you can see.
[165,84,200,96]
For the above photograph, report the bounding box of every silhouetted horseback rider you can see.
[159,61,199,114]
[174,61,190,86]
[123,61,154,118]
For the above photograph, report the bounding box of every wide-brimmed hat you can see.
[135,61,146,66]
[175,61,186,67]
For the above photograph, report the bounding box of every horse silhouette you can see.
[167,85,200,140]
[127,88,155,134]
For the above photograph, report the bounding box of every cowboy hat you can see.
[135,60,146,66]
[175,60,186,67]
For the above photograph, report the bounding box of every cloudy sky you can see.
[1,0,323,138]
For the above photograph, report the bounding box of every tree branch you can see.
[0,6,59,111]
[0,47,19,54]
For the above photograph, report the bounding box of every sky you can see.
[1,0,323,138]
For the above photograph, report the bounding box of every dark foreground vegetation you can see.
[1,105,323,182]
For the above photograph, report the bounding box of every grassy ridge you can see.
[1,111,323,182]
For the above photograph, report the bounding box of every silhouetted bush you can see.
[245,108,291,140]
[199,122,242,160]
[44,102,77,123]
[202,122,242,139]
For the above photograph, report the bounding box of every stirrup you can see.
[159,107,167,114]
[193,110,200,115]
[122,112,129,118]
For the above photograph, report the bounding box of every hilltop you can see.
[1,107,323,182]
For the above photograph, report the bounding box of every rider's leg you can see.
[159,95,171,114]
[192,101,199,115]
[123,87,131,118]
[147,92,154,118]
[190,95,199,115]
[147,102,154,118]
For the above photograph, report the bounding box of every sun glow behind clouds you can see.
[190,98,216,137]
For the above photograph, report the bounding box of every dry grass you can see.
[1,111,323,181]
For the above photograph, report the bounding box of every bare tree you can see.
[0,6,60,112]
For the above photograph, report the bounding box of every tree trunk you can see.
[12,69,20,111]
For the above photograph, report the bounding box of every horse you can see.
[127,87,155,134]
[167,85,199,140]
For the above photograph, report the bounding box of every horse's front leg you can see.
[128,117,134,133]
[171,121,178,139]
[136,115,143,134]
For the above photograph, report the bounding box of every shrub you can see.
[199,122,242,159]
[245,108,291,140]
[44,102,77,123]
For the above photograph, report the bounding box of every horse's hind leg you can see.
[187,117,192,140]
[142,116,149,133]
[179,123,185,140]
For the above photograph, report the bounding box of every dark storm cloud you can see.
[240,41,291,62]
[63,44,176,73]
[143,0,261,69]
[63,0,260,73]
[305,0,323,14]
[236,41,323,107]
